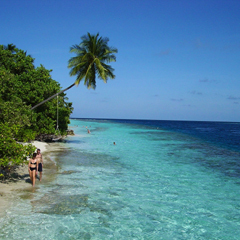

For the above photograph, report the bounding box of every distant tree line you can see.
[0,44,73,176]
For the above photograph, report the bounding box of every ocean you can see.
[1,119,240,239]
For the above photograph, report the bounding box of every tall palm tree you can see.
[31,33,117,110]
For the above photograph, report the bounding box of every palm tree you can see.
[31,33,117,110]
[3,44,16,52]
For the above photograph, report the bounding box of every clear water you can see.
[1,119,240,239]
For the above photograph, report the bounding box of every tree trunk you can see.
[31,83,76,110]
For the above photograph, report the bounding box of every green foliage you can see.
[0,122,36,177]
[0,46,34,75]
[0,44,73,174]
[17,128,37,142]
[0,45,73,135]
[0,97,31,127]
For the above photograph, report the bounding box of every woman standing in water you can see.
[36,148,43,181]
[28,153,38,187]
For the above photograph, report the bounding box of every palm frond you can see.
[68,33,117,87]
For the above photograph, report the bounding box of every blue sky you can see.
[1,0,240,122]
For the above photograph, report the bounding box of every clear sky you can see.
[1,0,240,122]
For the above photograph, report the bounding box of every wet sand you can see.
[0,141,67,217]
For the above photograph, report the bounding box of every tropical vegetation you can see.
[0,44,73,177]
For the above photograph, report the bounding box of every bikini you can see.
[29,161,37,171]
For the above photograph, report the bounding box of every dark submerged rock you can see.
[66,129,74,135]
[35,134,58,142]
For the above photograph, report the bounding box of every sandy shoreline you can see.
[0,141,63,217]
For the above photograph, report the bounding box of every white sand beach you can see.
[0,141,52,217]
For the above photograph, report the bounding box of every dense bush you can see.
[0,122,36,177]
[0,44,73,175]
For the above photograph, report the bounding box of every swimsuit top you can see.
[31,161,37,165]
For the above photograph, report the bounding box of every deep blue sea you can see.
[1,119,240,239]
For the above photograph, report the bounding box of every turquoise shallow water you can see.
[1,119,240,239]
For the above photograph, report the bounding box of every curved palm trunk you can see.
[31,83,76,110]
